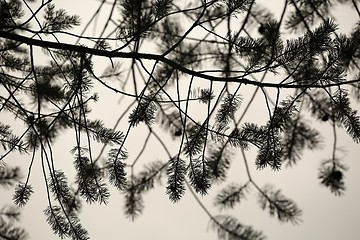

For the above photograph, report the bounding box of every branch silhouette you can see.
[1,30,358,89]
[1,0,360,240]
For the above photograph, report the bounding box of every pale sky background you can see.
[1,0,360,240]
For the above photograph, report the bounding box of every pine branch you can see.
[165,156,186,202]
[1,1,360,239]
[226,123,267,149]
[209,215,265,240]
[188,156,211,195]
[85,120,125,145]
[214,182,250,211]
[156,108,184,138]
[42,3,80,31]
[130,161,167,194]
[129,95,157,126]
[0,220,28,240]
[1,30,359,89]
[258,184,302,224]
[123,187,144,221]
[106,148,128,190]
[44,205,89,240]
[183,122,207,158]
[0,166,22,188]
[47,170,72,205]
[281,117,322,166]
[0,123,27,155]
[318,158,347,196]
[74,153,110,204]
[0,205,21,222]
[255,131,282,170]
[12,183,33,207]
[331,89,360,143]
[43,206,69,239]
[215,93,242,131]
[206,144,233,183]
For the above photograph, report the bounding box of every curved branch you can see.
[1,30,358,89]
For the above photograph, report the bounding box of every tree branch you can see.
[1,30,359,89]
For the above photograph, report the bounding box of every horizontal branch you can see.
[1,30,359,89]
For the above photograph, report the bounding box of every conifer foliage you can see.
[0,0,359,239]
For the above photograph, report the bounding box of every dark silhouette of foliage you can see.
[0,167,28,240]
[209,215,265,240]
[0,207,28,240]
[166,156,186,202]
[0,0,359,239]
[258,184,302,224]
[12,183,33,207]
[318,157,348,196]
[214,182,250,210]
